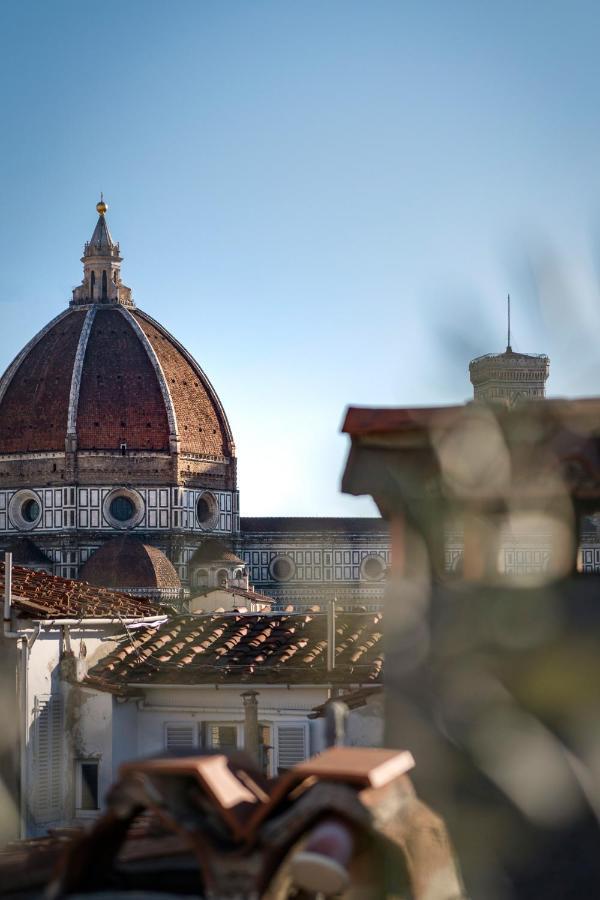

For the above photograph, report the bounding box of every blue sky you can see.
[2,1,600,515]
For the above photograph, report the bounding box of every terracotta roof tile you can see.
[134,311,233,458]
[0,562,160,619]
[77,308,170,451]
[0,305,235,460]
[87,611,383,686]
[0,311,86,452]
[190,539,245,564]
[79,536,181,591]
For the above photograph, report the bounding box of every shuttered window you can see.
[164,722,196,751]
[276,723,307,772]
[206,724,238,753]
[33,695,63,824]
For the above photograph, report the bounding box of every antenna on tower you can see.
[507,293,512,352]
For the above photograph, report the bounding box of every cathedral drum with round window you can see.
[360,554,386,581]
[9,490,42,531]
[103,488,145,529]
[269,555,296,582]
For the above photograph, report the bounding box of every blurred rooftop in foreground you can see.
[341,391,600,896]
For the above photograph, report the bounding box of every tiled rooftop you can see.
[190,585,275,608]
[0,311,85,452]
[87,611,383,687]
[77,308,170,451]
[0,305,235,457]
[240,517,388,534]
[134,310,234,458]
[190,539,245,564]
[0,562,161,620]
[79,535,182,591]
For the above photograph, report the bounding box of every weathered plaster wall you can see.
[23,625,124,836]
[0,634,20,845]
[133,684,329,775]
[344,695,384,747]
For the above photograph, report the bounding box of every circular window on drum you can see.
[9,490,42,531]
[109,495,134,522]
[361,555,386,581]
[103,488,144,529]
[269,555,296,582]
[22,498,40,523]
[196,491,218,530]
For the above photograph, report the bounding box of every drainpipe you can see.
[3,551,17,638]
[17,638,27,839]
[326,595,336,671]
[327,595,338,699]
[241,690,260,764]
[3,552,28,838]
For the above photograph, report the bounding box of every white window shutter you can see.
[165,722,196,751]
[33,695,63,824]
[276,723,307,771]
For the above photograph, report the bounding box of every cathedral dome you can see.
[79,535,182,599]
[0,202,235,464]
[0,304,233,457]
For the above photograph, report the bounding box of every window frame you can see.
[203,722,243,752]
[103,487,145,530]
[75,758,100,817]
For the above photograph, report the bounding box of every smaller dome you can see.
[5,538,52,572]
[80,536,181,601]
[190,539,245,566]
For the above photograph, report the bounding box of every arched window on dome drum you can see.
[102,270,107,300]
[195,569,208,588]
[217,569,228,587]
[90,271,95,299]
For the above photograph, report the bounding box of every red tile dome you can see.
[0,206,235,464]
[80,535,182,595]
[0,305,234,457]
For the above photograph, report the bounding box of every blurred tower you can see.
[469,295,549,404]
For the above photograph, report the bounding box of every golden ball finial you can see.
[96,193,108,216]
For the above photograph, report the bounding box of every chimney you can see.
[241,689,260,764]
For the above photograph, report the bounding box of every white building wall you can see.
[132,684,329,775]
[344,696,384,747]
[21,627,338,834]
[112,701,138,772]
[23,625,123,836]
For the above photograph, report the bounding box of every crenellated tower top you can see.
[71,196,133,307]
[469,295,549,405]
